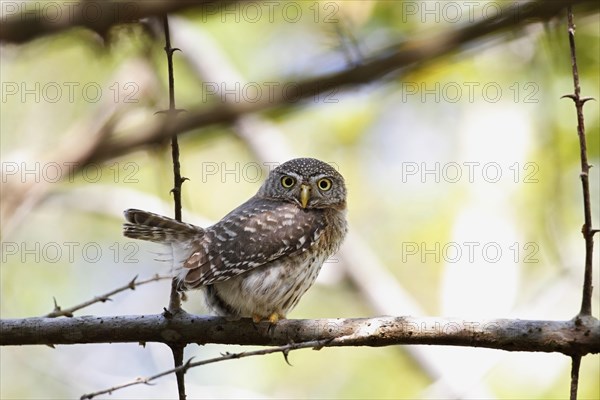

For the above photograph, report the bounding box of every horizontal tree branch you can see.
[0,0,238,43]
[2,314,598,356]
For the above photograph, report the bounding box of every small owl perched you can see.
[123,158,347,323]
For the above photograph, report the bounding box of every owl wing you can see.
[181,197,326,288]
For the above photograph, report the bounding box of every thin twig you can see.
[80,339,331,399]
[562,6,598,399]
[44,274,170,318]
[570,355,582,400]
[562,6,597,317]
[161,13,185,315]
[162,13,186,400]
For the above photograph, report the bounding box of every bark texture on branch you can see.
[2,314,598,356]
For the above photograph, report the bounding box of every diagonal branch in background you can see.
[84,0,596,164]
[0,59,161,239]
[2,315,599,355]
[3,0,596,237]
[44,274,170,318]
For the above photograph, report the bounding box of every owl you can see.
[123,158,347,323]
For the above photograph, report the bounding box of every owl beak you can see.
[300,184,311,208]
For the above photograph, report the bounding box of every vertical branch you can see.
[162,14,187,400]
[563,6,598,318]
[563,6,598,400]
[164,16,184,224]
[569,356,581,400]
[162,14,184,314]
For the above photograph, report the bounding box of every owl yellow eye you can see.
[317,178,332,191]
[281,176,296,188]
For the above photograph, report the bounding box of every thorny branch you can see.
[570,355,582,400]
[44,274,170,318]
[160,14,187,400]
[80,339,331,399]
[562,6,598,318]
[562,6,598,400]
[3,315,599,353]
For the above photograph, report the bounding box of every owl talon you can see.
[269,312,283,324]
[251,312,285,324]
[252,314,263,324]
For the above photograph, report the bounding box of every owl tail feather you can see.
[123,208,203,243]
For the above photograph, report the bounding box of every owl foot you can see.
[251,312,285,324]
[251,312,285,334]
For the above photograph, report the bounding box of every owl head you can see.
[257,158,347,210]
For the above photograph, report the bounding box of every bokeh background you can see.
[1,1,599,399]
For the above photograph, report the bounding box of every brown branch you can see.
[562,7,598,399]
[562,6,598,318]
[2,315,599,356]
[158,14,185,315]
[44,274,170,318]
[80,338,331,399]
[160,14,186,399]
[570,355,582,400]
[162,15,185,226]
[0,0,239,44]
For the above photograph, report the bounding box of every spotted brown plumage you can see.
[123,158,348,323]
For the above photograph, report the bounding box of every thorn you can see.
[163,307,173,319]
[182,357,194,372]
[282,349,293,366]
[172,47,182,54]
[581,96,596,104]
[561,94,577,101]
[95,295,112,303]
[52,297,61,312]
[137,376,153,386]
[46,344,55,349]
[139,341,146,348]
[312,339,333,351]
[591,229,600,236]
[129,275,139,290]
[182,177,190,183]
